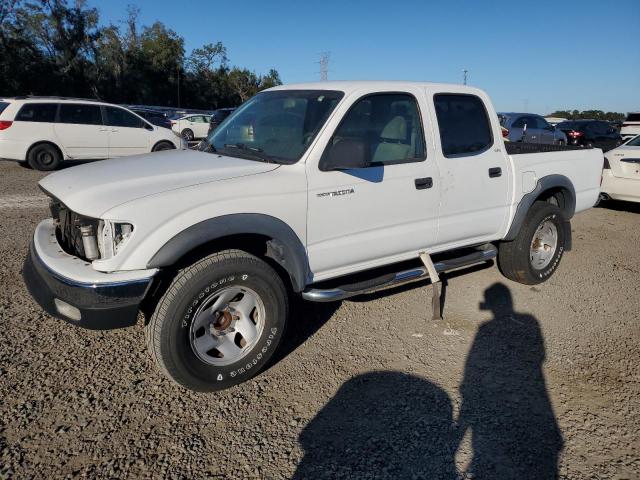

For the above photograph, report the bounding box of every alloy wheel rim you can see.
[189,286,265,366]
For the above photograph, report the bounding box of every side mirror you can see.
[320,138,371,171]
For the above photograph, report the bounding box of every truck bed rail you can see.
[506,142,588,155]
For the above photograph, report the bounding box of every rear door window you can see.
[104,107,146,128]
[434,94,493,157]
[15,103,58,123]
[59,104,102,125]
[626,113,640,122]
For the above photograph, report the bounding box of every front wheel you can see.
[145,250,288,392]
[498,201,566,285]
[152,141,176,152]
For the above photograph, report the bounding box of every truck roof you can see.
[267,80,486,95]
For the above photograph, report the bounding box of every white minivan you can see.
[0,97,184,170]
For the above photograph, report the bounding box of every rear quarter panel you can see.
[510,148,603,218]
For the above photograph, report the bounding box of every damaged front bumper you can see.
[22,219,157,330]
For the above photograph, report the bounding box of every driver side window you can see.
[325,93,426,166]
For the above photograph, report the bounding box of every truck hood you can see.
[39,149,279,217]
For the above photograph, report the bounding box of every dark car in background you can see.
[129,107,172,129]
[208,108,236,134]
[498,113,567,144]
[556,120,622,152]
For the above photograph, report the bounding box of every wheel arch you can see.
[152,139,177,151]
[146,214,310,292]
[504,174,576,247]
[26,140,65,161]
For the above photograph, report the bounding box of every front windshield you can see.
[202,90,344,164]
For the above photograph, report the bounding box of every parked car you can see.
[22,81,602,392]
[620,112,640,142]
[601,134,640,203]
[0,97,183,170]
[555,120,622,152]
[208,108,236,134]
[171,114,212,140]
[498,113,567,144]
[128,107,172,129]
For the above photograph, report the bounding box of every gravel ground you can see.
[0,159,638,479]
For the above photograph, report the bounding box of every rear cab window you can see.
[434,94,493,157]
[15,103,58,123]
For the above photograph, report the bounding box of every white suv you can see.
[0,97,184,170]
[170,114,211,141]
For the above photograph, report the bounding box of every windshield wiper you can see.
[222,143,274,163]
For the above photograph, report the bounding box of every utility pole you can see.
[462,69,468,86]
[177,66,181,108]
[318,52,330,81]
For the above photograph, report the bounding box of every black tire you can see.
[145,249,288,392]
[27,143,61,171]
[498,201,566,285]
[181,129,194,141]
[152,141,176,152]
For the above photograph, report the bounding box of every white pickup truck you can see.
[23,81,603,392]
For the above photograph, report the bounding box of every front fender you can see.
[147,213,310,292]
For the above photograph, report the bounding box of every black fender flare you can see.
[147,214,310,292]
[504,174,576,247]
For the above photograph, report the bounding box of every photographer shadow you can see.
[293,282,563,479]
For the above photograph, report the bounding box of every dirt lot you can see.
[0,159,638,479]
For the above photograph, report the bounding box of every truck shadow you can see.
[272,262,494,368]
[292,282,563,479]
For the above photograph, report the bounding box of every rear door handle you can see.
[488,167,502,178]
[415,177,433,190]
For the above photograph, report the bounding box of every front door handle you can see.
[488,167,502,178]
[415,177,433,190]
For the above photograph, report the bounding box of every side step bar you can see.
[302,244,497,302]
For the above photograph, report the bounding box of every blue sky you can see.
[88,0,640,114]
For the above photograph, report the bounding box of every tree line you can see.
[547,110,627,122]
[0,0,282,110]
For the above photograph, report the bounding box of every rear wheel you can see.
[145,250,288,392]
[498,201,566,285]
[181,129,194,141]
[27,143,61,171]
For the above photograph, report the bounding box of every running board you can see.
[302,244,497,302]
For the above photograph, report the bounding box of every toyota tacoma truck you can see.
[23,82,603,392]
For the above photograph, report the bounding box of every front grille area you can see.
[49,200,99,260]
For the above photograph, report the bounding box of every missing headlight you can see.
[98,221,134,260]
